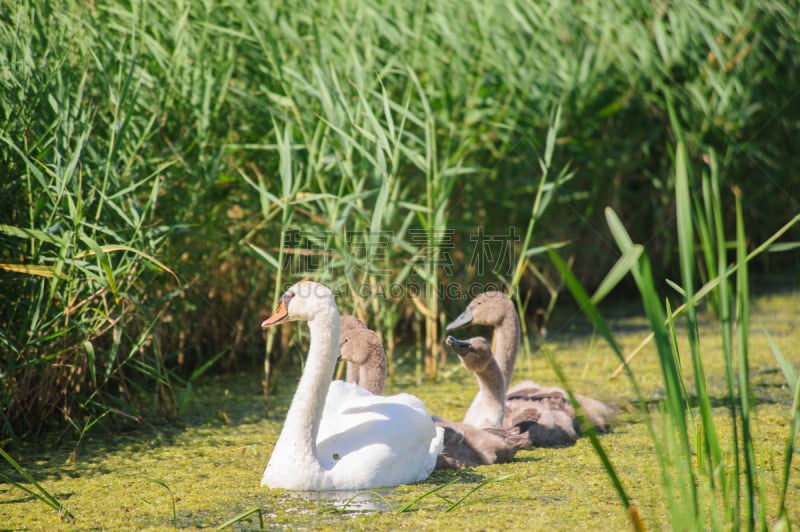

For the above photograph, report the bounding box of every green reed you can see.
[550,131,800,529]
[0,448,74,523]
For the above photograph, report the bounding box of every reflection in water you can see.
[292,489,392,514]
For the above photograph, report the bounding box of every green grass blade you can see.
[0,448,74,522]
[765,330,800,522]
[545,349,645,530]
[548,248,625,364]
[0,263,67,279]
[604,206,698,522]
[144,477,177,528]
[590,245,643,304]
[397,477,460,512]
[216,507,264,530]
[675,139,723,490]
[734,192,760,530]
[766,331,797,392]
[444,474,512,513]
[246,242,281,270]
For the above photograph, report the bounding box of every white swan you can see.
[260,281,444,491]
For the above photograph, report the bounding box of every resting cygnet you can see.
[434,418,533,470]
[446,291,617,447]
[339,314,386,395]
[504,380,618,444]
[434,336,533,470]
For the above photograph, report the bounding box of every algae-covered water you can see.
[2,290,799,530]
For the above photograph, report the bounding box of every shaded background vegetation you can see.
[1,0,799,444]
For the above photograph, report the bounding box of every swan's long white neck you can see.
[272,304,341,463]
[493,303,521,387]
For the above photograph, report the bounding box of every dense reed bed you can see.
[1,0,799,527]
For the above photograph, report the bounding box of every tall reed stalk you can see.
[549,130,799,528]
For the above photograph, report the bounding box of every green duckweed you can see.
[1,291,798,530]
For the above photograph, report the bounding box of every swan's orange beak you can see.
[261,301,289,329]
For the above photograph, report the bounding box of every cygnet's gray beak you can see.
[445,307,473,331]
[445,335,472,356]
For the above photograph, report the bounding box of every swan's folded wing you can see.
[316,400,443,488]
[323,382,430,418]
[337,391,430,417]
[318,382,440,458]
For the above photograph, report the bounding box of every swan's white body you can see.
[261,282,444,491]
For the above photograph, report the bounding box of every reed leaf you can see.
[0,448,74,522]
[766,330,800,523]
[604,206,699,525]
[443,474,512,513]
[216,507,265,530]
[674,138,723,495]
[397,477,460,513]
[734,190,763,530]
